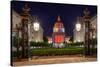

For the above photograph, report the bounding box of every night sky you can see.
[11,1,97,37]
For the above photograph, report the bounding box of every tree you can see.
[43,36,48,43]
[69,36,73,42]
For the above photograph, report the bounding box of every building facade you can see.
[28,22,43,42]
[12,10,43,48]
[73,15,97,42]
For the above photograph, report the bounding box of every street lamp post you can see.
[21,4,30,58]
[75,8,93,56]
[20,4,40,60]
[83,8,91,56]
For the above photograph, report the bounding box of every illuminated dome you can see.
[53,16,65,33]
[52,16,65,48]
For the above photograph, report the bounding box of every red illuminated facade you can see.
[52,16,65,48]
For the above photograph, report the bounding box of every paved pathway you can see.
[13,55,97,66]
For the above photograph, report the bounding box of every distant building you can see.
[47,16,71,48]
[52,16,65,48]
[47,37,53,44]
[65,36,71,43]
[12,10,22,51]
[73,15,97,42]
[12,10,22,38]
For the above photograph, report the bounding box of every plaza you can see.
[13,55,97,66]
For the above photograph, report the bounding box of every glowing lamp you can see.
[93,35,96,38]
[34,22,40,31]
[76,23,81,31]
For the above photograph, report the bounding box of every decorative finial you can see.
[22,3,30,14]
[84,8,90,16]
[57,15,61,21]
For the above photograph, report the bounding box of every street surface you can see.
[13,55,97,66]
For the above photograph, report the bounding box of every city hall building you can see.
[52,16,65,48]
[48,16,65,48]
[47,16,71,48]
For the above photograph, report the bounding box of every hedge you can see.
[12,47,97,57]
[30,42,52,48]
[31,47,84,56]
[65,42,84,47]
[30,41,85,48]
